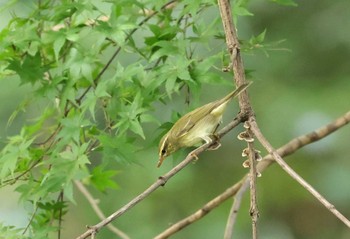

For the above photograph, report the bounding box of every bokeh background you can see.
[1,0,349,238]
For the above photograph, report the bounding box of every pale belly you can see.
[178,114,222,147]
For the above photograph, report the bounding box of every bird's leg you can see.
[202,135,221,150]
[208,134,221,150]
[190,136,213,162]
[209,123,222,150]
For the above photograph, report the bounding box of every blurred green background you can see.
[1,0,350,238]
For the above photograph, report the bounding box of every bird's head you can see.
[157,134,178,167]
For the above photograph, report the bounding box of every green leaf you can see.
[129,119,145,139]
[7,53,46,85]
[90,166,119,192]
[149,41,179,62]
[64,181,75,203]
[0,134,34,179]
[234,6,254,17]
[53,36,66,61]
[23,107,55,136]
[98,134,138,164]
[57,114,82,144]
[140,113,161,125]
[81,91,98,121]
[255,29,267,43]
[0,223,26,239]
[165,75,177,98]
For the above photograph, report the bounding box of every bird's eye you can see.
[161,149,166,155]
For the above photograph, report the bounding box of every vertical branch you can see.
[247,127,259,239]
[217,0,252,114]
[238,123,260,239]
[218,0,258,237]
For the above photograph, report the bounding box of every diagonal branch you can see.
[155,178,247,239]
[75,113,246,239]
[154,110,350,238]
[224,178,249,239]
[249,117,350,228]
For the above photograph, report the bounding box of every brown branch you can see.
[217,0,258,238]
[154,110,350,238]
[75,114,246,239]
[217,0,252,114]
[155,178,246,239]
[224,178,249,239]
[249,117,350,228]
[247,127,259,239]
[74,181,130,239]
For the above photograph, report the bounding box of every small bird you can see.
[157,82,251,167]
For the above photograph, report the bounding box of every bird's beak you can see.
[157,156,165,168]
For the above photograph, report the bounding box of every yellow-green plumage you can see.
[158,82,251,167]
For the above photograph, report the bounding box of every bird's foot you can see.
[190,152,199,160]
[207,134,221,150]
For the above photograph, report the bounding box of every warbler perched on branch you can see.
[157,82,251,167]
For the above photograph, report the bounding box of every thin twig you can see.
[224,178,249,239]
[249,116,350,228]
[74,181,130,239]
[22,202,39,235]
[154,111,350,238]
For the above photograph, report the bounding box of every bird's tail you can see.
[219,81,252,104]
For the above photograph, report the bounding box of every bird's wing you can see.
[172,102,217,138]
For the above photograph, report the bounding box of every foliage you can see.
[0,0,296,238]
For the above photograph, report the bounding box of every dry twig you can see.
[74,180,130,239]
